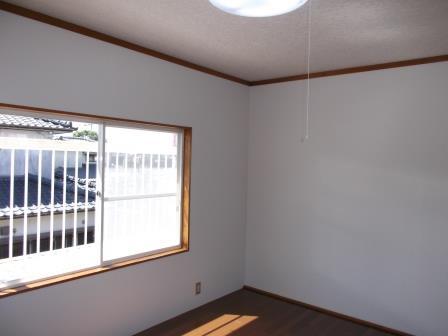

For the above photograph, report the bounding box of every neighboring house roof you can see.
[0,172,96,219]
[57,164,97,182]
[0,114,77,133]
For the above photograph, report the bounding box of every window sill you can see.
[0,246,189,299]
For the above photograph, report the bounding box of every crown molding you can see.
[0,1,250,86]
[1,1,447,87]
[249,55,448,86]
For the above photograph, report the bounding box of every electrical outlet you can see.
[195,282,201,295]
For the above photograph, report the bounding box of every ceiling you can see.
[4,0,448,81]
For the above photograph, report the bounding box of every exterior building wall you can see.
[0,211,96,237]
[0,129,90,178]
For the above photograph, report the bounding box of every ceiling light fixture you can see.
[209,0,309,17]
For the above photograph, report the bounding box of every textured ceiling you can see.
[4,0,448,81]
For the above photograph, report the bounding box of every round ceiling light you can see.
[209,0,309,17]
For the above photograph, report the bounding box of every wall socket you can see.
[195,282,201,295]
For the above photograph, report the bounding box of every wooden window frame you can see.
[0,102,191,298]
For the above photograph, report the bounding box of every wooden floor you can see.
[135,289,395,336]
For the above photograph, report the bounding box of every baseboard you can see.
[243,285,413,336]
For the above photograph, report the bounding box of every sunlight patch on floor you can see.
[183,314,258,336]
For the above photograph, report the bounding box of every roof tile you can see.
[0,114,77,133]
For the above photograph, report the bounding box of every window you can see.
[102,125,184,261]
[0,106,191,293]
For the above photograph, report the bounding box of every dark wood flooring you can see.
[135,289,396,336]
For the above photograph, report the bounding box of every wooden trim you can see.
[0,247,189,298]
[1,2,446,87]
[181,128,192,251]
[0,102,192,299]
[0,102,189,130]
[0,1,249,86]
[243,286,413,336]
[249,55,448,86]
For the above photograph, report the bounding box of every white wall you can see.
[246,62,448,336]
[2,7,447,336]
[0,10,248,336]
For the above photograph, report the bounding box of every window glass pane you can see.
[103,197,180,261]
[0,113,100,289]
[103,126,182,262]
[104,127,179,197]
